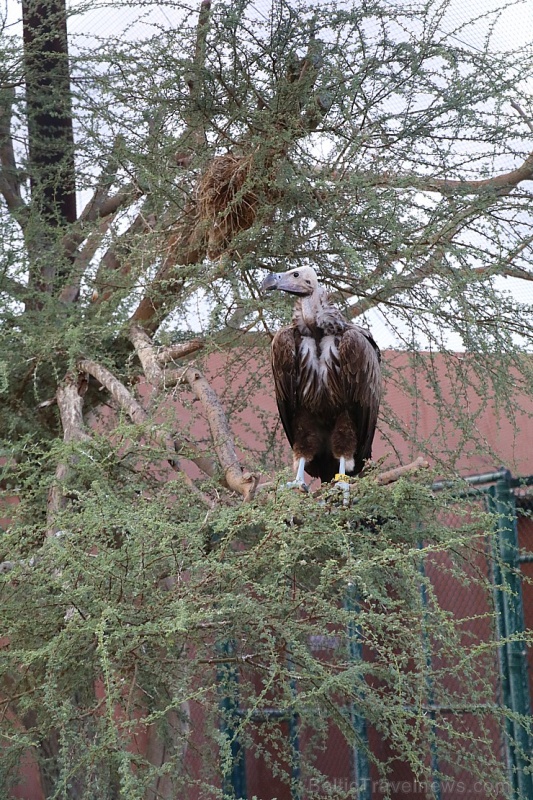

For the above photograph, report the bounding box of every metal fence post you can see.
[418,546,442,800]
[287,650,301,800]
[345,583,372,800]
[489,475,533,800]
[217,641,247,799]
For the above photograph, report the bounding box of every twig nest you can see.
[196,152,277,258]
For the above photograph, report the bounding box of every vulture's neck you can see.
[293,288,347,336]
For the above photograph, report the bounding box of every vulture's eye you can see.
[293,271,299,277]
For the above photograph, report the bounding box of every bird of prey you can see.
[262,266,381,496]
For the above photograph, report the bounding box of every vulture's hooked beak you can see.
[261,273,281,292]
[261,271,312,296]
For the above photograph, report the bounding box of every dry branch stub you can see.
[376,456,430,485]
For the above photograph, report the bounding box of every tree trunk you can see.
[22,0,77,296]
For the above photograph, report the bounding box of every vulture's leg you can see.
[331,412,356,505]
[335,456,351,506]
[286,457,309,492]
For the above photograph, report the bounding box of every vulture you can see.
[262,266,381,494]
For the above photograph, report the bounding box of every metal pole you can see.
[489,475,533,800]
[217,641,247,799]
[418,547,442,800]
[345,583,372,800]
[287,651,301,800]
[432,469,513,492]
[489,498,516,795]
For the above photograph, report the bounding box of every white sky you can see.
[3,0,533,53]
[2,0,533,347]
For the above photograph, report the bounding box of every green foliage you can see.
[0,0,533,796]
[1,455,521,797]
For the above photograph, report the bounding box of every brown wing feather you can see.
[271,326,298,448]
[338,326,382,468]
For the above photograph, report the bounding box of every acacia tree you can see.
[1,0,533,797]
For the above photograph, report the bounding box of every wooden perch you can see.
[183,367,259,501]
[376,457,430,485]
[258,457,431,497]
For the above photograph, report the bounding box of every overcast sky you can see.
[3,0,533,346]
[3,0,533,48]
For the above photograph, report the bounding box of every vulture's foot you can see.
[285,479,309,493]
[334,473,351,507]
[286,457,308,493]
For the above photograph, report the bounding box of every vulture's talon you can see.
[336,480,351,507]
[286,480,309,493]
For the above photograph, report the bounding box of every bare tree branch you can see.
[0,86,27,220]
[56,378,91,444]
[47,376,92,533]
[471,234,533,282]
[495,265,533,282]
[183,366,259,501]
[73,135,126,223]
[321,149,533,198]
[59,135,144,303]
[78,358,148,425]
[78,357,215,505]
[156,339,204,365]
[510,100,533,135]
[129,323,164,395]
[91,208,155,306]
[128,325,217,476]
[58,218,116,303]
[78,351,214,489]
[376,456,430,485]
[62,183,144,262]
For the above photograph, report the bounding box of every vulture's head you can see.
[261,266,319,296]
